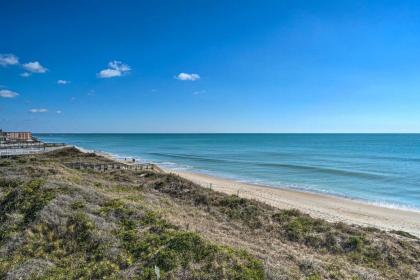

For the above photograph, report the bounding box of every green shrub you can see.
[286,219,306,241]
[194,193,209,205]
[272,209,302,223]
[0,161,11,167]
[346,236,364,252]
[0,179,20,190]
[70,200,85,210]
[324,231,341,253]
[218,195,262,228]
[17,158,27,164]
[66,212,96,248]
[306,274,322,280]
[0,179,55,239]
[390,230,418,239]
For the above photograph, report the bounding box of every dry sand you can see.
[166,169,420,237]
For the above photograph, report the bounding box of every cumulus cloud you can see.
[98,60,131,78]
[29,108,48,113]
[23,61,48,73]
[0,54,49,77]
[176,73,200,81]
[57,79,70,85]
[0,54,19,66]
[98,69,121,78]
[0,89,19,98]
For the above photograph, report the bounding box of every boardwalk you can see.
[65,161,164,173]
[0,143,67,157]
[0,143,164,173]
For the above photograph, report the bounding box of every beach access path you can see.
[0,143,69,157]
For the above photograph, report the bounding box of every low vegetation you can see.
[0,147,419,279]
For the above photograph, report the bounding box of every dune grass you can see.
[0,148,419,279]
[0,151,264,279]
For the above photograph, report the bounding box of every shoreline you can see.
[83,147,420,237]
[164,168,420,237]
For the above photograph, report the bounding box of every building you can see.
[6,131,33,142]
[0,130,33,142]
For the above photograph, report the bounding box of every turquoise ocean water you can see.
[36,134,420,211]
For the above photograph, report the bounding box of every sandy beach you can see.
[165,168,420,237]
[89,147,420,237]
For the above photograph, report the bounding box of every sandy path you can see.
[168,169,420,237]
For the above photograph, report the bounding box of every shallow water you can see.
[36,133,420,210]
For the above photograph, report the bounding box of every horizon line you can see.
[32,132,420,134]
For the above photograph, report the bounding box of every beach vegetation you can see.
[390,230,418,239]
[17,158,27,164]
[0,148,418,279]
[0,150,264,279]
[70,200,85,210]
[0,160,12,167]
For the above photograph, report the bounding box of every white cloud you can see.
[23,61,48,73]
[109,61,131,72]
[20,72,31,77]
[29,108,48,113]
[0,89,19,98]
[57,79,70,85]
[98,68,121,78]
[56,110,62,114]
[0,54,19,66]
[97,60,131,78]
[176,73,200,81]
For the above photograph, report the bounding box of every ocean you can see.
[36,133,420,211]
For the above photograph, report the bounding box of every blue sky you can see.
[1,0,420,133]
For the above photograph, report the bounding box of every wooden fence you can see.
[65,162,164,173]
